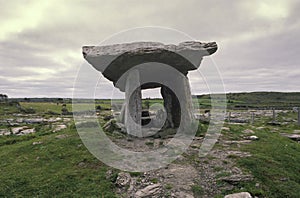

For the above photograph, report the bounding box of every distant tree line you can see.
[0,94,8,102]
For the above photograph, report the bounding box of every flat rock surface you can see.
[83,41,217,91]
[224,192,252,198]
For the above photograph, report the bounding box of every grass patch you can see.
[236,129,300,197]
[165,183,172,190]
[150,178,159,184]
[0,127,117,197]
[191,185,204,197]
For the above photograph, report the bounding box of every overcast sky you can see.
[0,0,299,98]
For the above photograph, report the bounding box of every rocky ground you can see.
[0,114,72,136]
[1,104,299,197]
[99,107,300,198]
[104,127,261,198]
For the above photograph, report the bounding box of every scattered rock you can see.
[134,183,162,198]
[115,172,131,187]
[226,151,252,158]
[222,127,230,131]
[32,141,43,145]
[53,124,67,132]
[55,134,69,139]
[103,115,114,121]
[267,121,281,126]
[0,129,11,136]
[103,119,123,132]
[231,167,242,174]
[243,129,254,134]
[172,191,194,198]
[11,126,36,135]
[222,140,252,147]
[63,118,71,122]
[77,162,86,167]
[245,136,259,141]
[229,119,248,124]
[224,192,252,198]
[293,130,300,134]
[24,118,44,124]
[47,117,62,123]
[190,143,201,149]
[193,136,203,141]
[105,169,114,180]
[281,134,300,141]
[11,126,29,134]
[220,175,253,185]
[18,128,35,135]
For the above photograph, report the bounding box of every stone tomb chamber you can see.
[82,41,217,137]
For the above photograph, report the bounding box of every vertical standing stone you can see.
[228,112,231,123]
[161,75,194,132]
[161,86,176,128]
[125,69,142,137]
[251,112,255,124]
[177,75,195,133]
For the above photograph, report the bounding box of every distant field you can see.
[1,92,300,197]
[198,92,300,109]
[10,92,300,112]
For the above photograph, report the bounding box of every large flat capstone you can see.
[82,41,217,91]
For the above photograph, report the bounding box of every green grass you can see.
[150,178,159,184]
[0,103,20,115]
[165,183,172,190]
[20,102,112,114]
[20,102,72,114]
[191,185,204,197]
[235,128,300,197]
[2,95,300,197]
[0,125,116,197]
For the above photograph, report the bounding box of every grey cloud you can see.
[0,0,299,98]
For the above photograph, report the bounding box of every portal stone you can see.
[125,69,142,137]
[82,41,218,137]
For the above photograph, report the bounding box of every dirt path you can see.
[110,134,254,197]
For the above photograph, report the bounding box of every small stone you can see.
[193,136,203,141]
[115,172,131,187]
[173,191,194,198]
[224,192,252,198]
[55,134,69,139]
[105,170,113,180]
[32,141,43,145]
[135,183,162,198]
[222,127,230,131]
[232,167,242,174]
[77,162,86,167]
[0,129,11,136]
[221,175,253,185]
[281,134,300,141]
[245,136,259,141]
[243,129,254,134]
[293,130,300,134]
[11,126,29,134]
[24,118,44,124]
[103,115,114,121]
[53,124,67,132]
[19,128,35,135]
